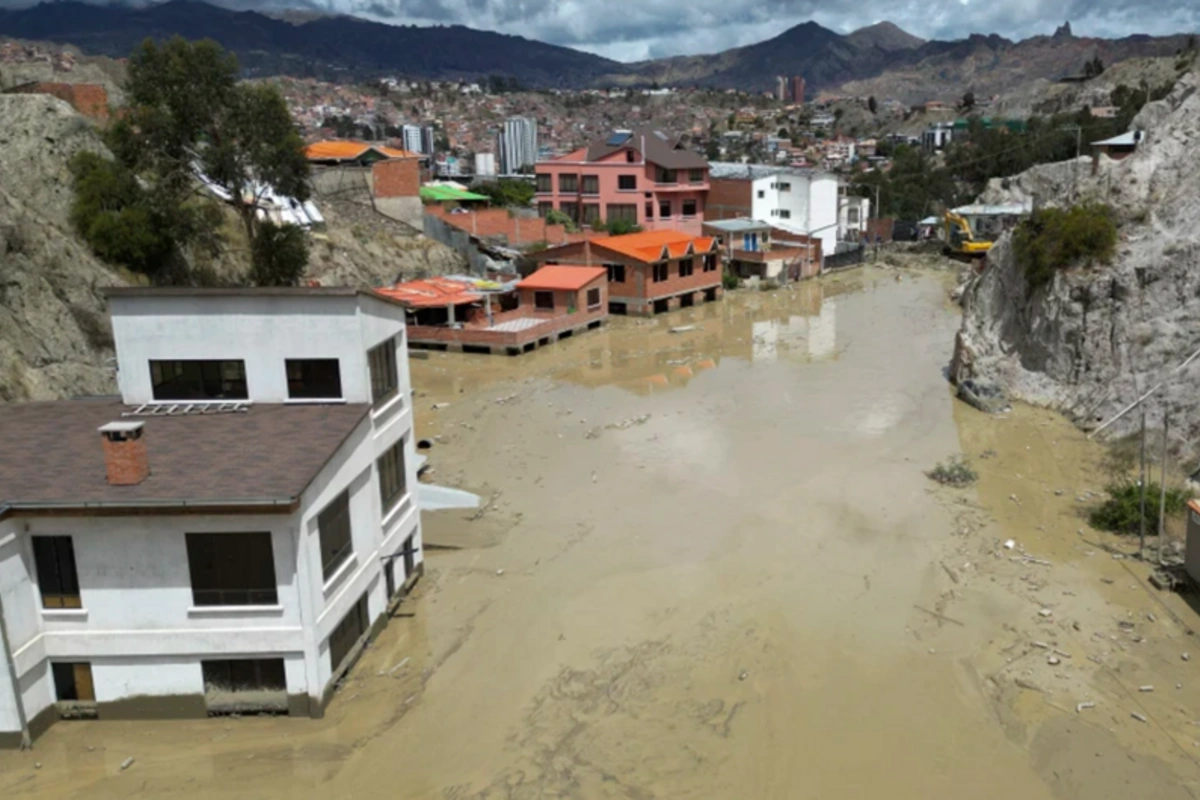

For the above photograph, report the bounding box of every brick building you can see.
[3,82,109,122]
[528,230,722,316]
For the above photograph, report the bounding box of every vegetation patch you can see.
[1013,203,1118,290]
[926,456,978,487]
[1089,482,1191,536]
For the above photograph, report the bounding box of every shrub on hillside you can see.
[1089,481,1191,535]
[1013,202,1117,290]
[250,221,309,286]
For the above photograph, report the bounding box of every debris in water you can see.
[1015,678,1043,692]
[1184,653,1191,662]
[1139,685,1154,692]
[1038,608,1053,618]
[388,657,410,675]
[1076,702,1095,712]
[669,325,698,333]
[738,670,748,681]
[1004,539,1016,550]
[1146,613,1157,623]
[432,402,450,410]
[120,757,135,771]
[496,569,505,576]
[1048,655,1061,665]
[1131,712,1148,723]
[494,394,518,405]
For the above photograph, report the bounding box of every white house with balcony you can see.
[709,163,840,262]
[0,287,421,747]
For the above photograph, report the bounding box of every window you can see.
[582,203,600,225]
[653,262,669,282]
[367,338,398,404]
[559,202,580,223]
[581,175,599,194]
[779,209,792,219]
[606,204,637,223]
[778,181,792,191]
[328,593,369,674]
[682,199,697,217]
[286,359,342,400]
[655,167,677,184]
[150,360,247,401]
[202,658,285,693]
[559,174,578,193]
[538,201,553,217]
[534,291,554,310]
[587,287,601,309]
[624,150,635,163]
[186,532,278,606]
[535,173,552,193]
[757,190,765,199]
[52,663,94,703]
[848,208,860,224]
[644,201,654,219]
[606,263,626,283]
[659,200,671,218]
[617,175,637,191]
[318,490,354,582]
[679,259,695,277]
[32,536,80,609]
[689,168,705,183]
[377,438,408,515]
[704,253,718,272]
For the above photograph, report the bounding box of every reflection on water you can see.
[409,274,862,399]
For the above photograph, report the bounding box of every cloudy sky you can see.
[7,0,1200,61]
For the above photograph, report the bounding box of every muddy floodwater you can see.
[3,269,1199,798]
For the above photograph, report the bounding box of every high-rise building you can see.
[789,76,806,105]
[498,116,537,174]
[401,124,437,155]
[775,76,787,102]
[420,126,436,156]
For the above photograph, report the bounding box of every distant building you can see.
[498,117,537,174]
[534,127,710,236]
[304,140,420,166]
[1090,106,1120,119]
[401,125,436,155]
[839,195,871,242]
[789,76,806,105]
[921,122,955,151]
[1091,130,1144,174]
[776,76,787,102]
[474,152,497,177]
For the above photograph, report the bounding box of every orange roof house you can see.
[527,231,723,316]
[305,140,420,165]
[516,266,607,291]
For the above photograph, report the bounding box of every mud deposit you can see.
[2,269,1197,798]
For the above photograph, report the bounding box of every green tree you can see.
[1014,203,1117,290]
[961,91,976,110]
[868,95,878,115]
[250,221,309,286]
[474,178,535,207]
[109,37,311,278]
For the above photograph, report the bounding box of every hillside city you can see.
[1,9,1200,800]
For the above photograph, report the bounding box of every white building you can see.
[0,287,422,747]
[839,195,871,242]
[709,163,841,262]
[402,124,436,155]
[498,116,537,174]
[474,152,497,177]
[922,122,955,151]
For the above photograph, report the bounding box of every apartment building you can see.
[534,127,710,236]
[0,288,421,746]
[706,163,840,263]
[498,116,537,174]
[528,230,722,316]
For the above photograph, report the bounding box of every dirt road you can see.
[1,268,1196,798]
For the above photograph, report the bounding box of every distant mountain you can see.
[0,2,1192,99]
[0,0,619,86]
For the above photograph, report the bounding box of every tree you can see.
[868,95,878,115]
[961,91,976,110]
[109,37,311,279]
[250,221,309,286]
[473,178,535,207]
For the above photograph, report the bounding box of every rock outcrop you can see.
[953,69,1200,460]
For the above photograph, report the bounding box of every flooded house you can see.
[527,230,723,316]
[702,219,820,282]
[380,272,608,355]
[0,288,422,744]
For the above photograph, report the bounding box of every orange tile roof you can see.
[376,278,482,308]
[517,266,607,291]
[589,230,717,263]
[305,140,420,162]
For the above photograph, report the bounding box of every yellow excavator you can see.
[942,211,992,259]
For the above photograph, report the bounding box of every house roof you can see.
[583,126,707,169]
[0,399,370,513]
[376,277,484,308]
[419,184,490,202]
[305,140,419,162]
[518,266,607,291]
[703,218,772,234]
[104,286,409,310]
[587,230,717,263]
[1092,131,1143,147]
[708,162,834,182]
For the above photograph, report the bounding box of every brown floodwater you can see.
[2,269,1197,798]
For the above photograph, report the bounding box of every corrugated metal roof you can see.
[703,218,772,233]
[377,278,483,309]
[419,184,490,202]
[1092,130,1143,147]
[952,202,1033,216]
[708,162,834,182]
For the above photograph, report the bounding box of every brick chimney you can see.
[98,421,149,486]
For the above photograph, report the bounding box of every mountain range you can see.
[0,1,1192,99]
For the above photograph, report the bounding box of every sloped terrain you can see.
[952,68,1200,461]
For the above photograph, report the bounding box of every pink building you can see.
[534,127,710,237]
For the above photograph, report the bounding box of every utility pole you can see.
[1139,406,1148,559]
[1158,411,1169,564]
[1059,124,1082,203]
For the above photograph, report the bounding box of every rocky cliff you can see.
[0,93,464,403]
[953,69,1200,462]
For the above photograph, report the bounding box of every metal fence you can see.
[823,244,865,271]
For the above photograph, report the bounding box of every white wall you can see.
[750,172,840,259]
[110,294,370,404]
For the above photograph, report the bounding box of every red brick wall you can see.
[372,158,420,198]
[517,275,606,315]
[705,179,751,221]
[639,254,723,301]
[101,434,149,485]
[426,205,585,246]
[9,82,109,121]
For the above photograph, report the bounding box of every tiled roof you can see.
[0,399,370,512]
[377,278,483,308]
[305,140,419,162]
[584,127,707,169]
[517,266,606,291]
[589,230,717,264]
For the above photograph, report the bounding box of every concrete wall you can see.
[750,175,839,263]
[109,294,402,405]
